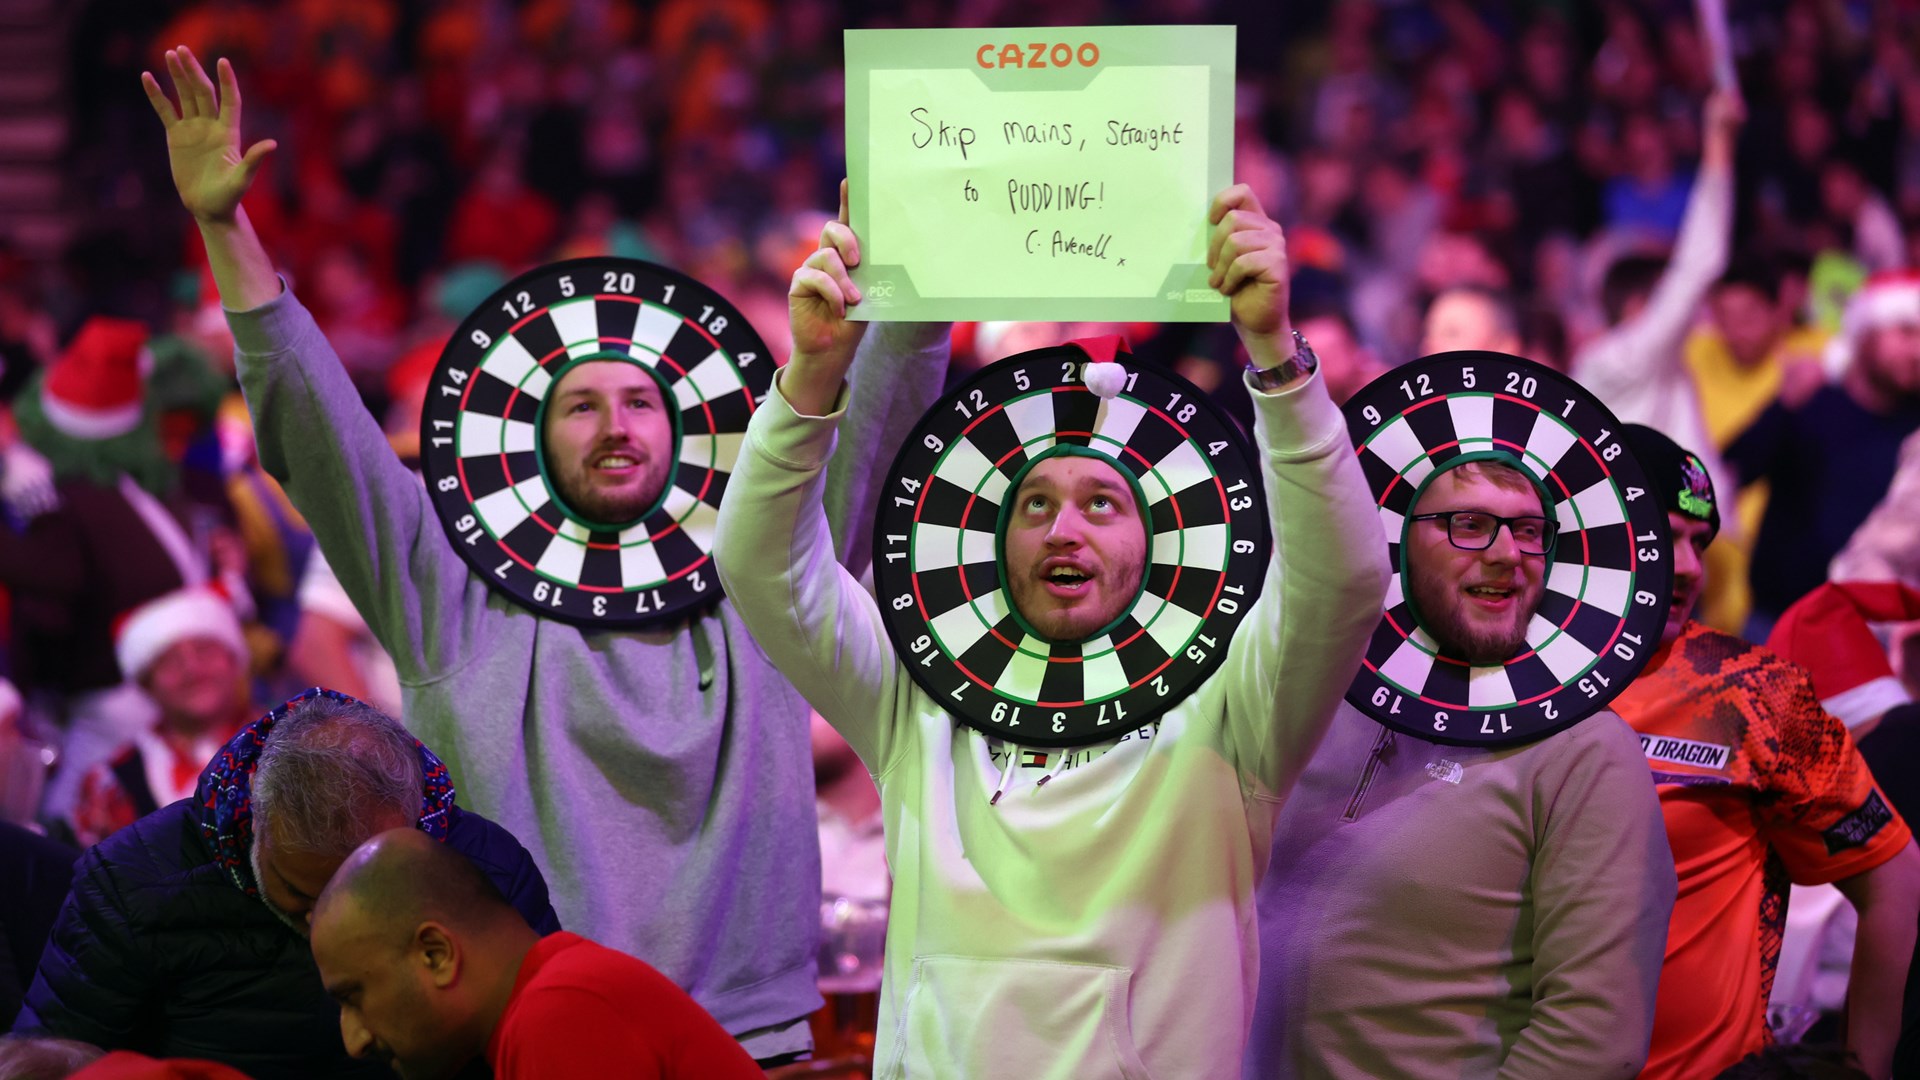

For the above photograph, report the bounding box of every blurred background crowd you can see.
[3,0,1920,1055]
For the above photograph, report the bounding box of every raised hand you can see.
[142,47,276,224]
[783,180,869,416]
[1207,184,1293,350]
[1702,87,1746,168]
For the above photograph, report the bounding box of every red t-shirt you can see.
[1612,621,1911,1080]
[485,932,761,1080]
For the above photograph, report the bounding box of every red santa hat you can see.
[41,317,152,440]
[114,585,247,683]
[1767,581,1920,730]
[1826,270,1920,378]
[1071,334,1133,400]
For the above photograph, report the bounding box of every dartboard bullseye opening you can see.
[1342,350,1674,748]
[422,257,774,628]
[873,344,1272,748]
[992,445,1157,648]
[531,352,686,533]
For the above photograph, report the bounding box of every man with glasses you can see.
[1245,453,1676,1079]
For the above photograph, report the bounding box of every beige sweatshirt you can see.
[1246,703,1677,1079]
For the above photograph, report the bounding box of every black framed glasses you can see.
[1409,511,1557,556]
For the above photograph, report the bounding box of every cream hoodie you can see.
[715,367,1389,1078]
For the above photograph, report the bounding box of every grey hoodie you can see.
[230,289,945,1055]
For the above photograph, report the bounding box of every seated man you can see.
[1613,424,1920,1079]
[14,689,559,1079]
[1245,455,1676,1078]
[70,586,256,847]
[311,828,758,1079]
[713,185,1390,1076]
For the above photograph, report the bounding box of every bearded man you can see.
[1245,453,1677,1080]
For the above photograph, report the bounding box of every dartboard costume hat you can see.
[1340,350,1674,746]
[712,322,1391,1078]
[420,258,776,626]
[866,336,1277,751]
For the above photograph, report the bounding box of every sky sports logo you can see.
[1640,734,1731,771]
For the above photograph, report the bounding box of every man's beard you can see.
[553,465,665,525]
[1410,572,1536,665]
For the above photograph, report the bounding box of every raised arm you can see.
[1615,91,1741,357]
[1568,93,1740,500]
[141,48,280,312]
[145,50,484,682]
[713,190,914,772]
[1207,185,1392,796]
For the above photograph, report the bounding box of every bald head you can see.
[310,830,532,1076]
[314,828,514,944]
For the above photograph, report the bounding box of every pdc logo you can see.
[868,280,898,302]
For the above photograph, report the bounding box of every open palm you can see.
[142,47,275,223]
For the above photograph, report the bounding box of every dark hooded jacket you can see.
[12,689,561,1078]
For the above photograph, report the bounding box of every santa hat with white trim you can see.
[1825,270,1920,378]
[1767,581,1920,730]
[114,585,247,683]
[40,317,152,440]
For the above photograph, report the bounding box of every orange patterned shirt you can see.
[1612,621,1910,1080]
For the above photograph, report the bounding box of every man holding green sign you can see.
[714,151,1388,1077]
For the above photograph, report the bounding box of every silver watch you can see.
[1247,329,1319,391]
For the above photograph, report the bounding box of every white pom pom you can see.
[1083,360,1127,400]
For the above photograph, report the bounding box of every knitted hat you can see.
[1825,270,1920,377]
[40,317,152,440]
[1767,581,1920,730]
[1622,424,1720,541]
[115,586,247,683]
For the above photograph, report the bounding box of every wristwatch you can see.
[1247,329,1319,392]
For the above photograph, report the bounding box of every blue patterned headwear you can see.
[195,687,458,896]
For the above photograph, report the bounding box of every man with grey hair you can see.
[12,688,557,1079]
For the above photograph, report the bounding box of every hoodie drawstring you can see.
[990,746,1020,806]
[1034,752,1066,791]
[691,619,716,691]
[989,744,1073,806]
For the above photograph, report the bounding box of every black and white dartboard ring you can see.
[422,258,773,628]
[1342,351,1673,748]
[872,344,1271,748]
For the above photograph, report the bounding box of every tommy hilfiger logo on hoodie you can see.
[988,722,1162,774]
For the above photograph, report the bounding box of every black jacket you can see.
[0,822,77,1029]
[12,691,560,1078]
[13,799,558,1077]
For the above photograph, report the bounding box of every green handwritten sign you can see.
[845,26,1235,322]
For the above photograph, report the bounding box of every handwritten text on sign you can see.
[846,27,1234,322]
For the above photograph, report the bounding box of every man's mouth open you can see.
[1041,562,1095,600]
